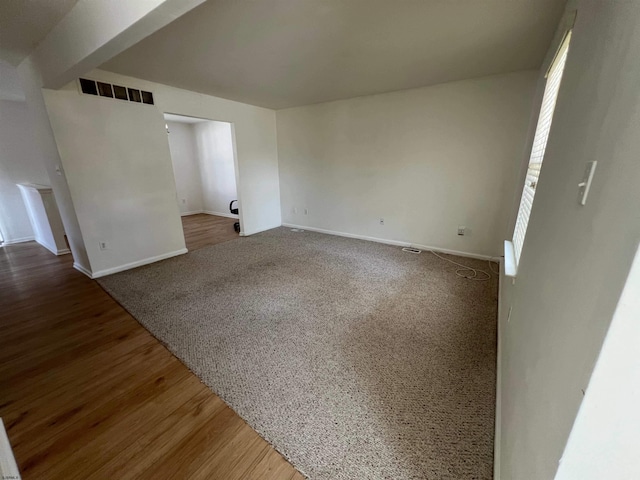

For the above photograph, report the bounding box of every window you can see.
[512,31,572,264]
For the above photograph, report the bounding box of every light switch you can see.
[578,161,597,205]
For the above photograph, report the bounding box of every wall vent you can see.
[78,78,154,105]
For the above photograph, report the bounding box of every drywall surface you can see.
[33,0,205,89]
[165,119,238,218]
[16,57,90,270]
[555,245,640,479]
[0,60,25,101]
[84,69,280,236]
[498,2,640,478]
[43,86,186,275]
[0,99,49,243]
[193,121,238,216]
[17,184,68,254]
[166,121,204,214]
[277,70,537,257]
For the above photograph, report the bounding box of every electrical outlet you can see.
[457,226,466,236]
[379,218,384,225]
[304,208,308,215]
[99,241,108,251]
[181,198,186,204]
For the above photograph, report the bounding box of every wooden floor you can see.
[0,217,302,480]
[181,213,239,251]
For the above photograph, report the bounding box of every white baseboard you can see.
[91,248,189,278]
[180,210,204,217]
[2,236,35,245]
[36,239,71,256]
[203,210,239,219]
[282,223,494,260]
[73,262,93,278]
[75,248,188,279]
[181,210,239,219]
[1,236,69,256]
[239,223,281,237]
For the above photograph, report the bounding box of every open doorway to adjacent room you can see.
[163,113,241,251]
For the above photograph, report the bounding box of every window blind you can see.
[513,32,571,263]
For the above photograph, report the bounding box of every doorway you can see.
[164,113,240,251]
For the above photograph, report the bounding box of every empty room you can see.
[1,1,639,480]
[164,113,241,250]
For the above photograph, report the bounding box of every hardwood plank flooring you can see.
[181,213,239,251]
[0,228,301,479]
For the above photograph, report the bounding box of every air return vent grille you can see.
[78,78,154,105]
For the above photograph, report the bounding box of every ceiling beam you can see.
[31,0,206,89]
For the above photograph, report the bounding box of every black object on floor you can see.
[230,200,240,233]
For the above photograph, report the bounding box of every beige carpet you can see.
[98,227,497,479]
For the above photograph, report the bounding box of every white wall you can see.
[498,1,640,478]
[193,121,238,216]
[17,58,90,271]
[0,99,49,243]
[17,184,69,255]
[166,120,204,215]
[276,70,538,258]
[6,0,204,268]
[85,69,280,237]
[0,61,25,101]
[555,245,640,480]
[166,118,239,218]
[41,69,279,275]
[43,86,187,277]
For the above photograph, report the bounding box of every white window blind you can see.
[513,31,572,263]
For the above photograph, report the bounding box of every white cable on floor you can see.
[428,250,492,281]
[487,258,501,275]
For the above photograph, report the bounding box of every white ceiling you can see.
[102,0,566,109]
[0,0,80,66]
